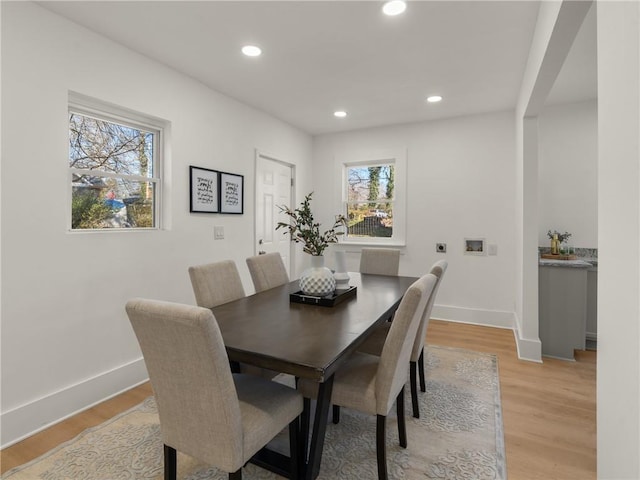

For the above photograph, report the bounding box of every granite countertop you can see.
[539,258,593,268]
[579,257,598,266]
[538,247,598,268]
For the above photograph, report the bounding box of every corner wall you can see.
[597,1,640,477]
[538,100,598,248]
[0,2,313,446]
[312,111,517,329]
[514,0,593,362]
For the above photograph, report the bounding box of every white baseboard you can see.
[513,324,543,363]
[432,304,543,363]
[1,358,148,449]
[432,304,515,329]
[1,305,542,447]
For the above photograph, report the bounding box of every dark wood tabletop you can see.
[211,271,417,480]
[211,272,418,382]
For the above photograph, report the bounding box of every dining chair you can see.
[246,252,290,293]
[189,260,277,379]
[188,260,246,309]
[297,273,437,480]
[359,248,400,276]
[357,260,448,418]
[126,298,303,480]
[329,247,400,424]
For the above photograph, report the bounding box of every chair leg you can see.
[332,404,340,424]
[288,416,300,480]
[164,445,177,480]
[301,397,311,465]
[396,387,407,448]
[229,470,242,480]
[376,415,388,480]
[418,348,426,392]
[410,361,420,419]
[229,360,241,374]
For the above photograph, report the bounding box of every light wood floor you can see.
[1,320,596,479]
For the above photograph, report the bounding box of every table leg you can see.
[305,375,334,480]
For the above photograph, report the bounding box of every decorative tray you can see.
[290,286,357,307]
[541,253,578,260]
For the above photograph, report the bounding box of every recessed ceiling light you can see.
[242,45,262,57]
[426,95,443,103]
[382,1,407,16]
[334,111,347,118]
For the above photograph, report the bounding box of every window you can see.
[339,149,406,246]
[68,94,162,230]
[344,161,395,239]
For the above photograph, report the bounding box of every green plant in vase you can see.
[276,192,347,296]
[276,192,347,256]
[547,230,572,255]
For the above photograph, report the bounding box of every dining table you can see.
[210,272,418,480]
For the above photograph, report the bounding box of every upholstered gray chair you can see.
[358,260,448,418]
[126,299,303,480]
[188,260,245,309]
[329,247,400,424]
[246,252,289,293]
[298,274,437,480]
[189,260,277,379]
[359,248,400,276]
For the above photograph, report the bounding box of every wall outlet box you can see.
[214,226,224,240]
[436,243,447,253]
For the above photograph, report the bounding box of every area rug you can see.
[2,345,505,480]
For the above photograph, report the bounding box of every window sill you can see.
[336,240,406,248]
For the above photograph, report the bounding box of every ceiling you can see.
[39,1,596,136]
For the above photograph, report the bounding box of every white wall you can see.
[514,0,593,362]
[597,1,640,477]
[312,111,517,328]
[539,100,598,248]
[0,2,313,446]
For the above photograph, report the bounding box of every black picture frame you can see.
[219,171,244,214]
[189,166,219,213]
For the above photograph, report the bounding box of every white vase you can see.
[300,255,336,296]
[333,250,351,290]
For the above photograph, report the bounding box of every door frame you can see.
[254,149,296,277]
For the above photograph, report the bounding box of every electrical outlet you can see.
[436,243,446,253]
[214,226,224,240]
[488,244,498,255]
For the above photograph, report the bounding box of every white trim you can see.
[513,322,543,363]
[334,244,406,251]
[0,358,149,449]
[67,91,166,232]
[254,150,296,276]
[68,91,167,132]
[338,148,407,245]
[431,304,542,363]
[432,304,515,329]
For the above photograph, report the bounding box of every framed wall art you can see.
[220,171,244,214]
[190,166,219,213]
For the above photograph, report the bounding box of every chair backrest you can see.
[359,248,400,276]
[246,252,289,293]
[410,260,448,361]
[375,273,437,414]
[188,260,245,309]
[126,299,243,470]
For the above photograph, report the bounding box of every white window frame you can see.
[339,149,407,246]
[68,92,164,232]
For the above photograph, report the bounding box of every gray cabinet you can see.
[539,264,589,360]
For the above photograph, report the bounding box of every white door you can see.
[255,152,294,277]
